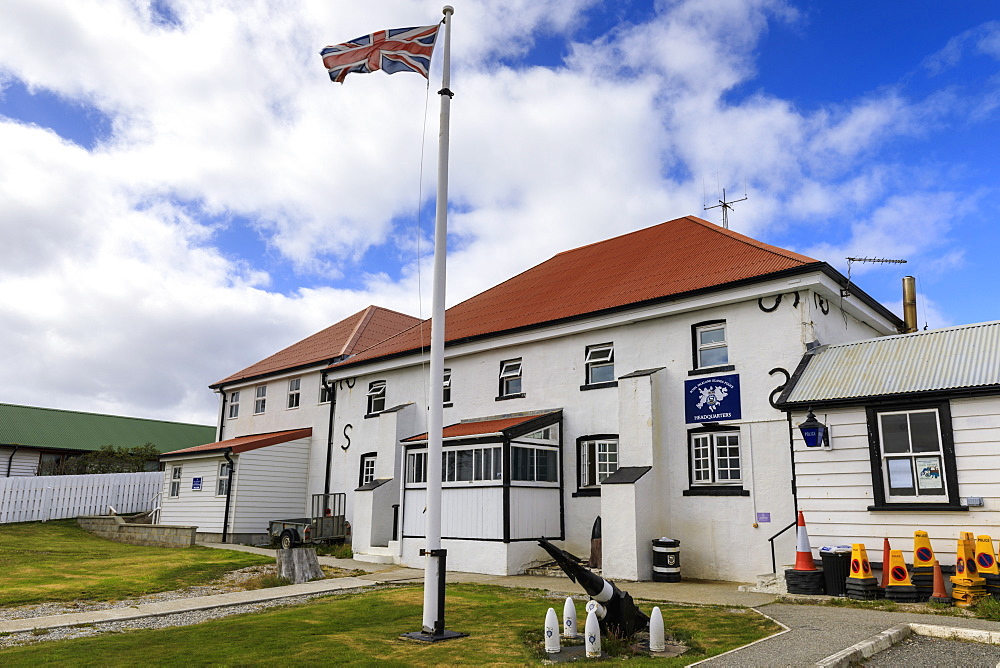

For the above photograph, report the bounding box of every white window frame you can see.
[690,431,742,485]
[216,461,232,496]
[406,451,428,484]
[585,343,615,384]
[253,385,267,414]
[695,322,728,368]
[579,439,618,488]
[510,443,560,485]
[228,391,240,419]
[499,359,522,397]
[287,377,301,409]
[360,453,377,486]
[367,380,386,414]
[876,408,949,503]
[319,380,332,404]
[441,446,503,485]
[169,465,182,498]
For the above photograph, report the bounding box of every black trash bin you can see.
[820,546,852,597]
[652,538,680,582]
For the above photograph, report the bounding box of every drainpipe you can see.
[902,276,918,333]
[222,449,235,543]
[322,373,337,496]
[6,445,18,477]
[217,389,228,441]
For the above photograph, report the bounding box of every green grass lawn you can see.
[0,584,780,666]
[0,520,272,607]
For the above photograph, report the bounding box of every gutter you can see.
[222,449,235,543]
[5,445,18,477]
[322,373,337,496]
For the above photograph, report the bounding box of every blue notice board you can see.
[191,477,203,491]
[684,373,742,423]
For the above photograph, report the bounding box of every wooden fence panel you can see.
[0,472,161,523]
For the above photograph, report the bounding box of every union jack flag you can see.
[320,24,440,84]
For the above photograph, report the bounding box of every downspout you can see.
[322,373,337,496]
[787,411,798,515]
[6,445,18,477]
[217,389,228,441]
[222,449,235,543]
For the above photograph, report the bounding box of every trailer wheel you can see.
[280,530,296,550]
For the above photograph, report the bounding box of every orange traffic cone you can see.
[911,531,936,601]
[846,543,879,600]
[794,511,816,571]
[976,535,1000,599]
[952,532,987,607]
[929,560,951,604]
[879,537,891,589]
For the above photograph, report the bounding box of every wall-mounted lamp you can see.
[798,409,829,448]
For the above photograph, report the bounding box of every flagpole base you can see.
[400,629,468,643]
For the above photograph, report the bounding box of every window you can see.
[319,380,332,403]
[366,380,386,414]
[695,322,728,369]
[169,466,182,498]
[228,391,240,419]
[585,343,615,385]
[690,430,741,485]
[578,439,618,488]
[442,446,502,482]
[359,453,377,487]
[287,378,301,409]
[498,359,523,398]
[442,368,452,405]
[254,385,267,414]
[511,445,559,482]
[217,462,232,496]
[867,404,959,508]
[406,451,427,484]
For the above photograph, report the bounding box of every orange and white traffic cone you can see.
[794,511,816,571]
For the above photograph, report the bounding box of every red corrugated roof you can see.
[403,412,559,443]
[335,216,818,369]
[160,428,312,457]
[212,306,420,387]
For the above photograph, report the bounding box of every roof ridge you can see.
[0,403,210,428]
[681,215,817,264]
[341,305,378,356]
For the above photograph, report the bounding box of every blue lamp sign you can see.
[684,374,741,424]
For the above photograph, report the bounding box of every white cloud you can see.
[0,0,990,423]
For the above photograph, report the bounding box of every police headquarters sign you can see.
[684,374,742,423]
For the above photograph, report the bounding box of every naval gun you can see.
[538,539,649,638]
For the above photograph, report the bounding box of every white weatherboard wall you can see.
[0,472,160,523]
[0,447,40,477]
[792,396,1000,567]
[159,436,310,540]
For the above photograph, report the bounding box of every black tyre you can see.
[280,530,296,550]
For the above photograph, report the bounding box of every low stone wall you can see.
[78,516,197,548]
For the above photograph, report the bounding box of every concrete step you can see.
[738,568,791,594]
[353,546,398,564]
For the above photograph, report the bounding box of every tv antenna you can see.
[841,256,907,298]
[704,185,748,230]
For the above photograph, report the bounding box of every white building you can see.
[162,216,904,581]
[778,320,1000,570]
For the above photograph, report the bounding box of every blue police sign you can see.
[684,374,741,424]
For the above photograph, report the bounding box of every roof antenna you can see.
[703,181,748,230]
[842,256,907,299]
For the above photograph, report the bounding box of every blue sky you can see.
[1,0,998,423]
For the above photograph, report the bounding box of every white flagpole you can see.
[422,4,453,636]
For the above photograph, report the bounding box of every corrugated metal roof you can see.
[402,411,561,443]
[212,305,420,387]
[0,403,216,453]
[336,216,822,369]
[783,321,1000,404]
[160,428,312,457]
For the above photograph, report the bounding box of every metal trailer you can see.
[268,493,348,549]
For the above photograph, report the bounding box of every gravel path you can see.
[0,565,376,649]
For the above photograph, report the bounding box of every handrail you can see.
[768,520,796,573]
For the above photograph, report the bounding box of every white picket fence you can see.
[0,472,162,524]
